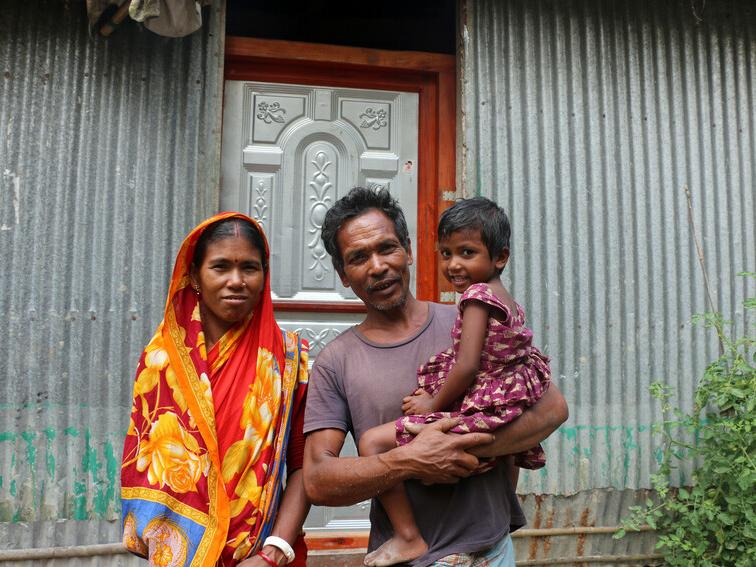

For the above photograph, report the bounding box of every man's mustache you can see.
[366,277,401,292]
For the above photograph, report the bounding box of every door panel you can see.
[222,81,418,305]
[221,80,419,532]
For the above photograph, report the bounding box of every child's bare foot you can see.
[363,536,428,566]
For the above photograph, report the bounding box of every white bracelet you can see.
[264,536,295,564]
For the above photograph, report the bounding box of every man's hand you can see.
[305,420,496,506]
[402,389,436,415]
[397,418,494,484]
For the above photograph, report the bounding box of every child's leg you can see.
[358,422,400,455]
[358,423,428,566]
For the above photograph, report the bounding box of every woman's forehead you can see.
[203,235,263,259]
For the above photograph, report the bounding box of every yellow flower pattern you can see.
[222,348,282,518]
[136,412,209,494]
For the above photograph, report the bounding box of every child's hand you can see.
[402,389,436,415]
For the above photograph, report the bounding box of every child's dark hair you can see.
[193,218,268,272]
[438,197,511,266]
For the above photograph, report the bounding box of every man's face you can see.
[336,209,412,312]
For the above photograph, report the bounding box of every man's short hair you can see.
[321,186,410,274]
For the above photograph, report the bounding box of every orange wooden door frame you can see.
[224,37,456,305]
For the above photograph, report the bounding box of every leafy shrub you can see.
[616,277,755,566]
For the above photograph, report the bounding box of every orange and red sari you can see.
[121,213,308,566]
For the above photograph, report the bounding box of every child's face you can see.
[438,229,508,293]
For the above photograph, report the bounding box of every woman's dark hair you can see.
[192,218,267,271]
[321,187,410,274]
[438,197,511,265]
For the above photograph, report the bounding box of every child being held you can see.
[359,197,551,567]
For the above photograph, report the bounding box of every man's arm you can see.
[304,421,494,506]
[469,383,568,458]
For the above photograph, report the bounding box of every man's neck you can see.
[358,294,429,344]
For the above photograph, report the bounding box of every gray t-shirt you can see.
[304,302,525,566]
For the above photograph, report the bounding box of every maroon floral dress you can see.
[396,283,551,469]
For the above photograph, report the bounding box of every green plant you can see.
[616,275,755,566]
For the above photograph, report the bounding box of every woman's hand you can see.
[238,556,273,567]
[238,546,287,567]
[402,389,436,415]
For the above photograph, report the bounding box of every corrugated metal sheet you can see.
[0,0,225,548]
[461,0,755,495]
[513,490,656,563]
[0,490,659,565]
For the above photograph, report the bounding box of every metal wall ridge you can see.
[460,0,756,495]
[0,0,225,541]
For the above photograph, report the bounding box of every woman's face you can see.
[191,235,265,342]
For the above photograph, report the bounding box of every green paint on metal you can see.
[93,440,119,516]
[622,428,639,486]
[558,423,650,439]
[45,431,55,480]
[0,475,3,489]
[64,427,79,437]
[604,426,613,475]
[46,451,55,480]
[82,430,101,477]
[20,431,37,467]
[20,431,38,514]
[10,480,16,497]
[73,480,88,520]
[105,441,118,503]
[654,447,664,464]
[0,432,16,442]
[560,427,577,442]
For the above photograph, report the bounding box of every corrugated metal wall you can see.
[0,0,225,549]
[461,0,755,496]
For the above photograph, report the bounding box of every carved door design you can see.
[221,80,419,531]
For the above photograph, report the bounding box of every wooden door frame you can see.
[224,37,456,306]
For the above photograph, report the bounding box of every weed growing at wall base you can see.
[616,274,755,566]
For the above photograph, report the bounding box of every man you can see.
[303,188,568,566]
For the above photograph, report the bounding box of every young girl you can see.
[359,197,551,567]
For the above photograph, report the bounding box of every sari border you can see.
[247,330,304,558]
[164,305,230,566]
[122,486,210,525]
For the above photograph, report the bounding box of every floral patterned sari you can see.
[121,213,308,566]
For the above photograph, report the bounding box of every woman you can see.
[121,213,310,567]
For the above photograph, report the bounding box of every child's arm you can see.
[403,300,489,415]
[432,300,489,409]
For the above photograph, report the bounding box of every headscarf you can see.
[121,212,308,566]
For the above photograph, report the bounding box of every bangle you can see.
[257,551,279,567]
[263,536,295,564]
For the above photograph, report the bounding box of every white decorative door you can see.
[221,80,419,531]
